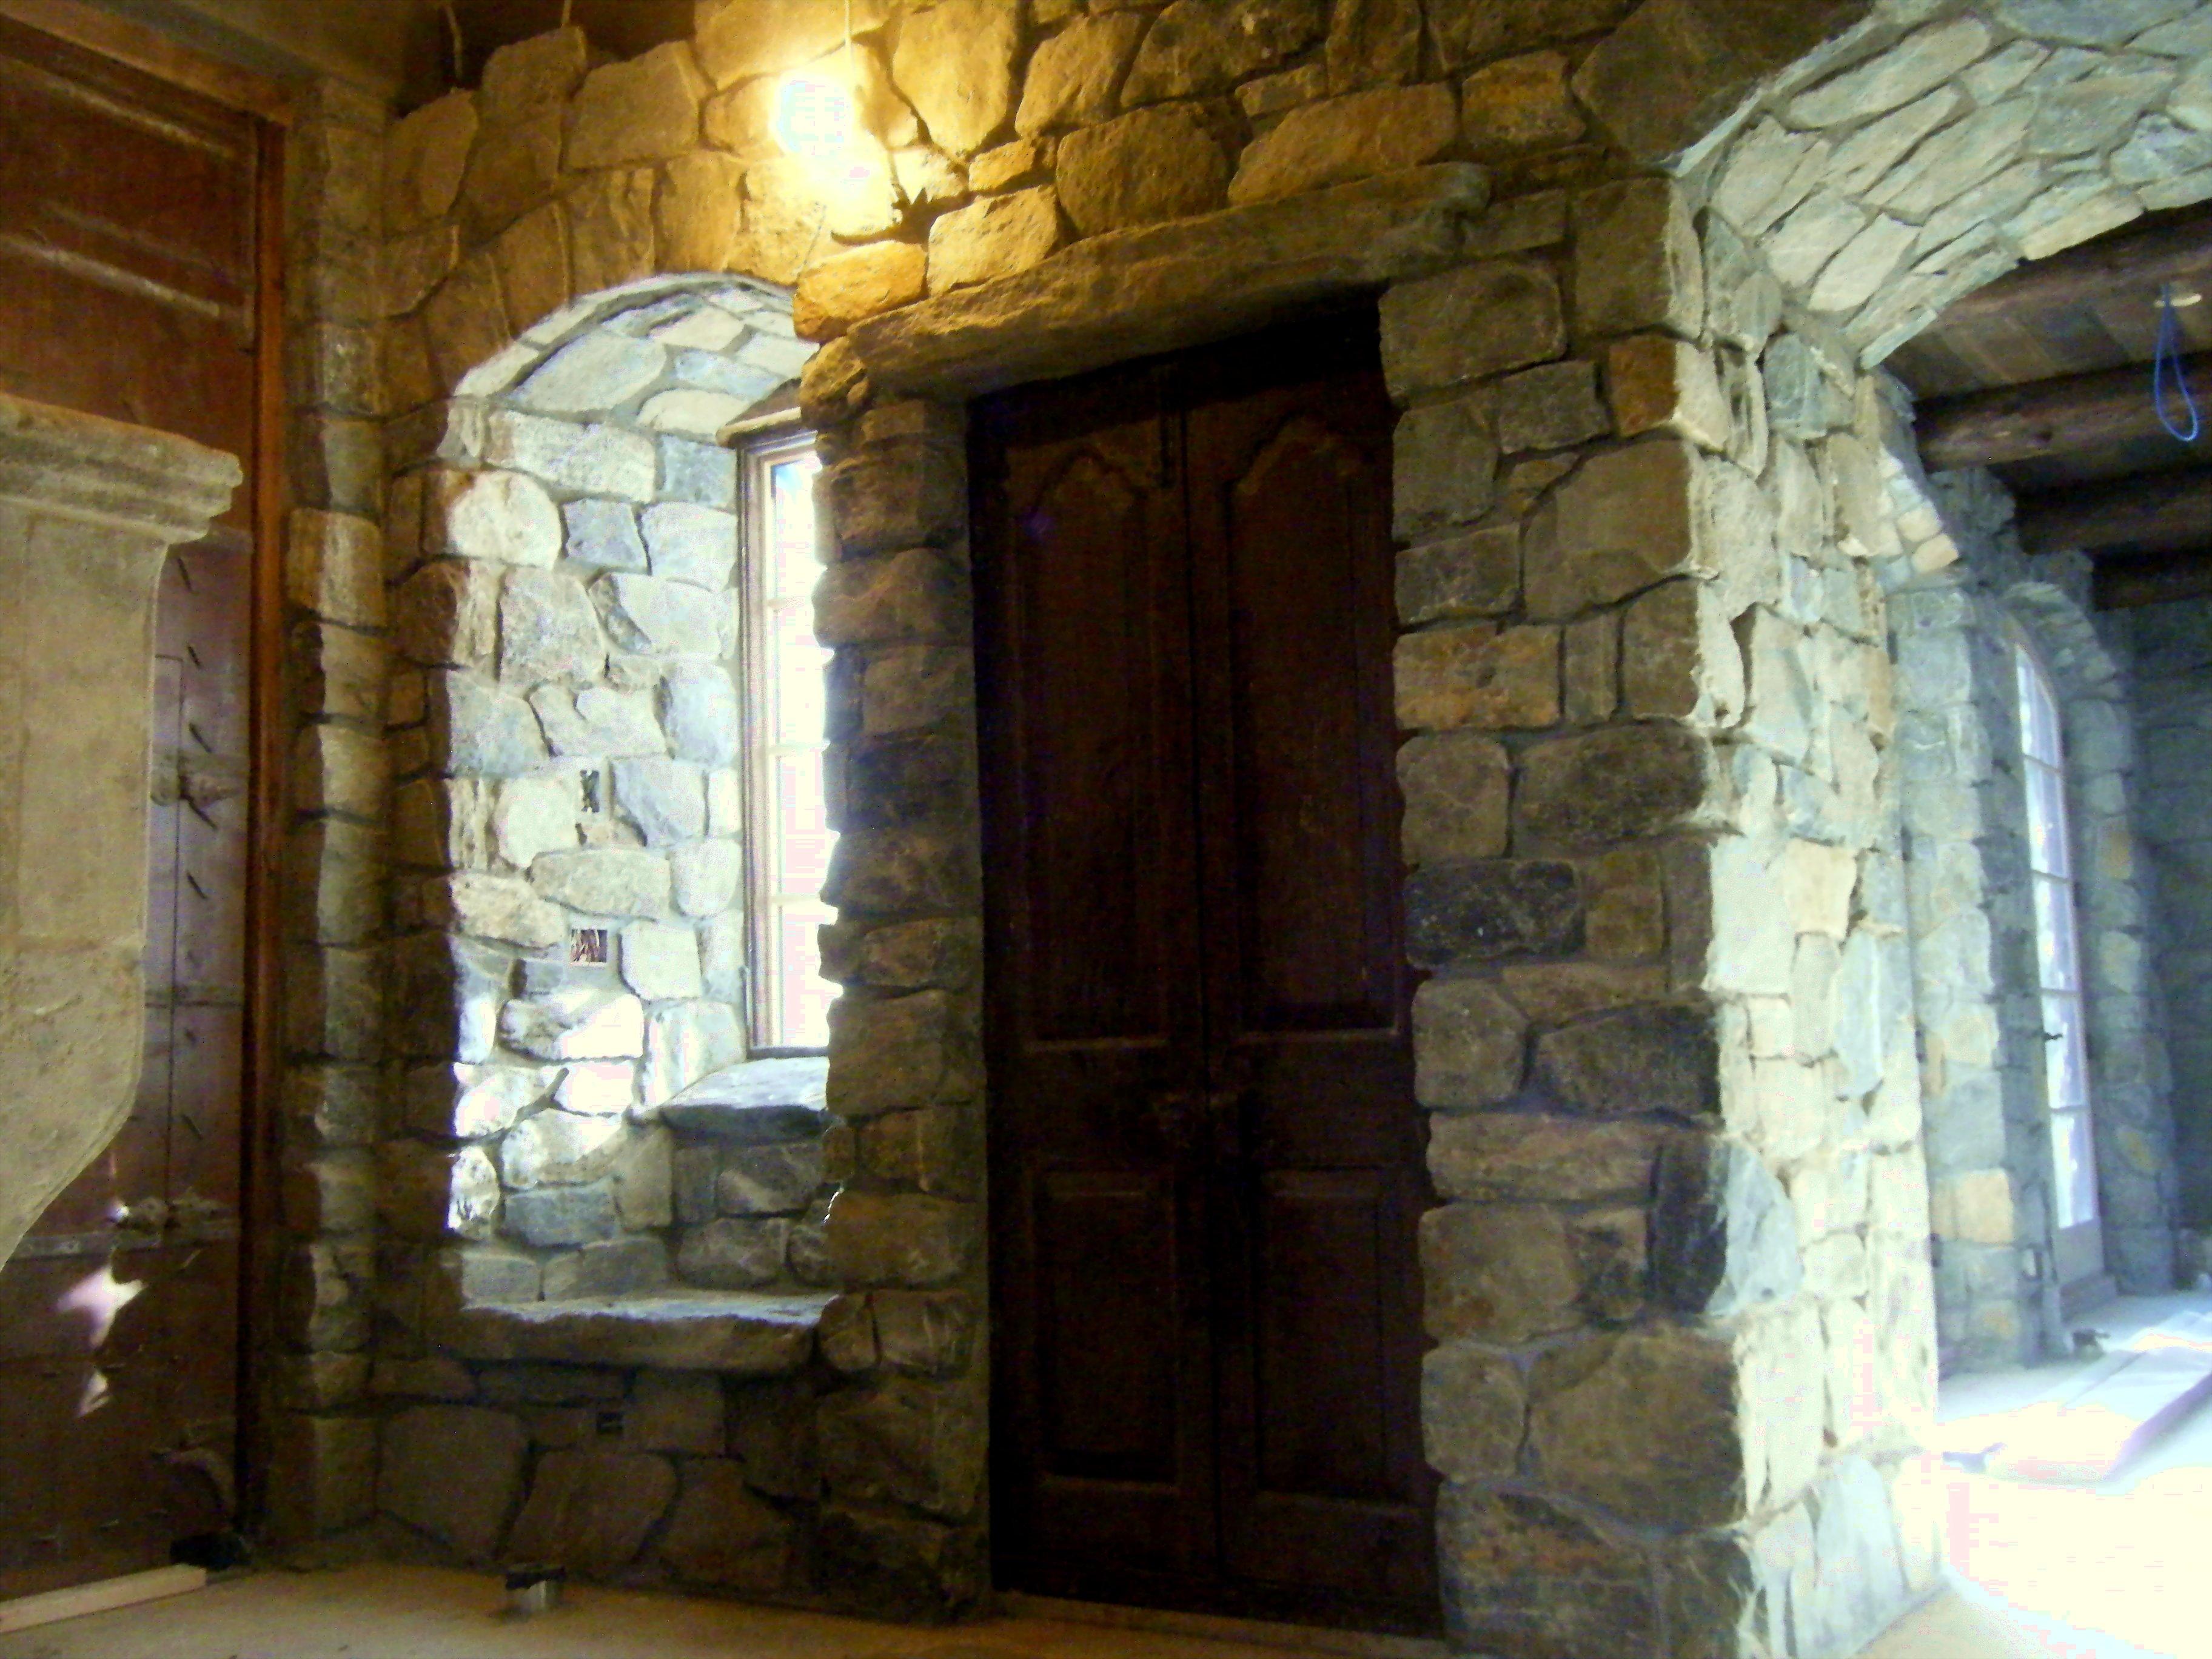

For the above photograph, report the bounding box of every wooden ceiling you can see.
[1894,203,2212,612]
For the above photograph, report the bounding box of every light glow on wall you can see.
[772,71,859,166]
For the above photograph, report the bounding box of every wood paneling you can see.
[0,16,269,1597]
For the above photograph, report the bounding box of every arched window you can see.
[2014,634,2103,1286]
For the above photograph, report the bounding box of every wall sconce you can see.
[773,71,860,169]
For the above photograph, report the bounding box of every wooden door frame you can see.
[0,0,293,1541]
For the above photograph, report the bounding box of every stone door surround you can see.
[0,391,242,1265]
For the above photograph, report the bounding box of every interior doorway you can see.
[974,317,1438,1634]
[0,15,276,1595]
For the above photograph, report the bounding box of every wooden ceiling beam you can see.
[1917,352,2212,469]
[1935,204,2212,330]
[2016,467,2212,556]
[2094,547,2212,611]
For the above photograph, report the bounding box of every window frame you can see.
[2011,629,2101,1239]
[738,424,836,1056]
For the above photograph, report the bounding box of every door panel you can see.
[978,363,1219,1597]
[0,17,264,1597]
[980,317,1436,1632]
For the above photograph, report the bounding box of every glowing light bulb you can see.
[773,72,857,164]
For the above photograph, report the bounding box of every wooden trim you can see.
[0,0,292,121]
[0,1565,207,1634]
[2093,548,2212,611]
[235,113,287,1541]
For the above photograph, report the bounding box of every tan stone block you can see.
[1562,611,1617,723]
[703,78,779,156]
[1397,525,1520,625]
[1525,438,1701,620]
[460,110,563,239]
[1571,176,1702,341]
[1607,334,1731,451]
[1620,577,1743,726]
[492,203,569,340]
[292,724,387,820]
[566,42,706,169]
[795,241,929,340]
[383,224,458,318]
[1412,976,1528,1108]
[967,136,1051,195]
[1430,1115,1660,1204]
[694,0,890,87]
[1423,1342,1525,1483]
[1421,1202,1581,1344]
[423,251,512,392]
[288,509,385,628]
[567,169,659,297]
[1381,258,1565,398]
[1583,846,1663,959]
[1228,84,1458,206]
[1500,962,1668,1027]
[1124,0,1322,105]
[1396,623,1559,731]
[1932,1169,2014,1247]
[1324,0,1421,92]
[657,152,745,273]
[925,187,1062,293]
[1017,12,1147,134]
[1056,106,1231,236]
[1532,1328,1744,1527]
[384,92,478,234]
[1494,360,1609,454]
[1460,50,1586,155]
[383,318,439,419]
[1781,839,1856,939]
[733,155,826,286]
[480,27,589,124]
[1398,731,1511,864]
[1393,395,1500,542]
[892,0,1021,157]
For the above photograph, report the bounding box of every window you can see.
[2014,638,2099,1234]
[743,431,838,1051]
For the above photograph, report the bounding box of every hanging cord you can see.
[443,0,465,87]
[2154,282,2202,444]
[561,0,573,26]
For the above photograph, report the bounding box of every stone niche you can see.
[0,392,241,1265]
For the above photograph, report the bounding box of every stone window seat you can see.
[435,1289,833,1375]
[657,1056,829,1144]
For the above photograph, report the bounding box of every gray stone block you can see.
[1406,860,1584,965]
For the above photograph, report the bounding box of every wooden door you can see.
[977,318,1437,1634]
[0,16,270,1597]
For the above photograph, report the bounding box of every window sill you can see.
[434,1289,833,1375]
[655,1055,829,1142]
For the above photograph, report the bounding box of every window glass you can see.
[748,437,836,1050]
[2016,639,2099,1231]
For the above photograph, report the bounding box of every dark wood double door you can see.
[976,319,1438,1633]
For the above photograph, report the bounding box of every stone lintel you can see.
[435,1290,832,1372]
[843,164,1492,401]
[0,390,243,540]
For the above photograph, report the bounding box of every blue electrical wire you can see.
[2155,283,2202,444]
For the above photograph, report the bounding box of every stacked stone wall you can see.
[263,75,394,1548]
[245,0,2212,1643]
[1881,457,2178,1358]
[2130,599,2212,1252]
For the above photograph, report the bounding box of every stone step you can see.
[435,1290,832,1374]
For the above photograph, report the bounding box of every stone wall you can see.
[1883,457,2177,1363]
[2131,598,2212,1247]
[238,0,2212,1644]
